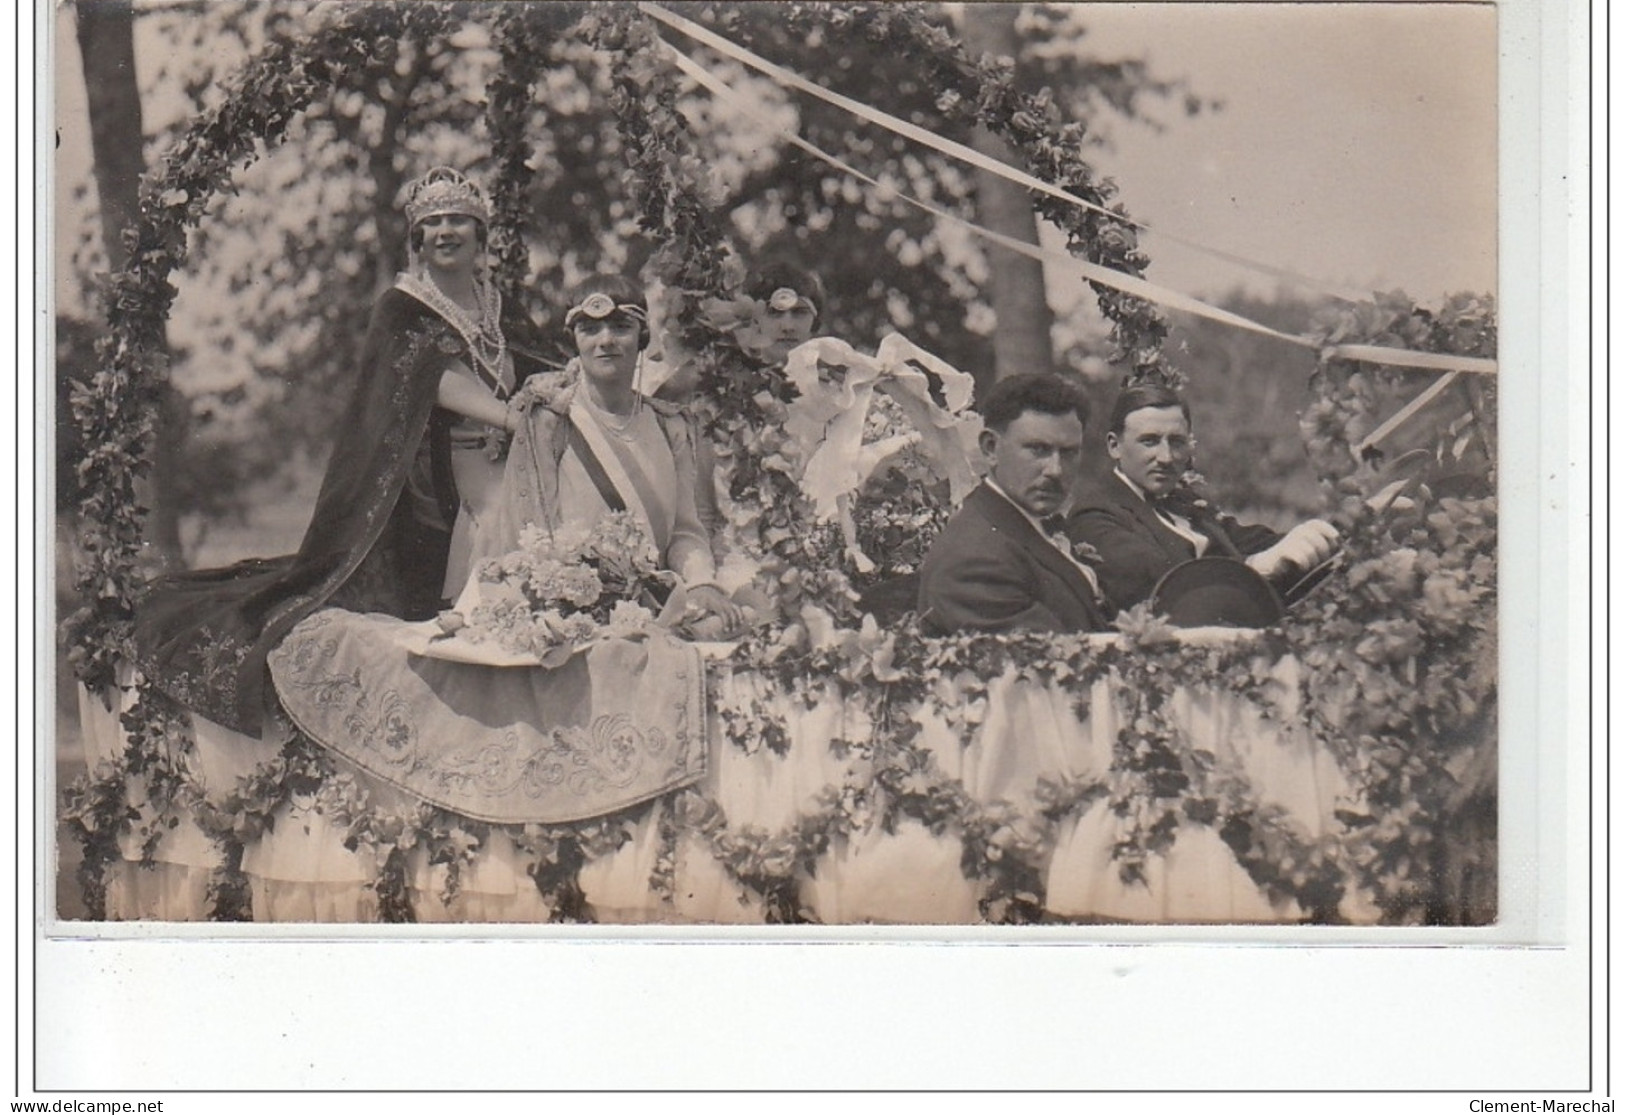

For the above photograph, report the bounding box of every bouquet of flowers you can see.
[447,512,675,665]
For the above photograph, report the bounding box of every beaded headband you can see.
[767,286,817,315]
[404,166,491,227]
[565,291,649,329]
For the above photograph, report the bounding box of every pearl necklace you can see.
[581,385,642,438]
[399,272,510,398]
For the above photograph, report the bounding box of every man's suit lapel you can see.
[1109,472,1249,561]
[970,485,1098,609]
[1109,473,1197,564]
[1184,504,1243,558]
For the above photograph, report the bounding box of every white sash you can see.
[569,398,659,549]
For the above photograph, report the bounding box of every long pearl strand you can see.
[400,271,510,397]
[578,352,645,438]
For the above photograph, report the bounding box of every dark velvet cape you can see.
[132,287,547,735]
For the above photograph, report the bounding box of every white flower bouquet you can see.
[443,512,679,666]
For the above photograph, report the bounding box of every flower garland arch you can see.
[63,1,1497,925]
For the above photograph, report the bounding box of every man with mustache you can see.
[917,373,1108,635]
[1065,382,1339,616]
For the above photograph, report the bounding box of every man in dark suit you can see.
[1065,382,1339,615]
[918,373,1108,635]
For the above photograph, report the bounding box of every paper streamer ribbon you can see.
[1323,345,1496,376]
[1354,372,1461,454]
[658,36,1498,384]
[641,0,1369,304]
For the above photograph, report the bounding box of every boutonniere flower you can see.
[1163,473,1213,517]
[1068,538,1103,566]
[1043,526,1101,567]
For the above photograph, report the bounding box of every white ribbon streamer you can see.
[1354,372,1461,454]
[1323,345,1497,376]
[660,38,1499,380]
[640,0,1370,303]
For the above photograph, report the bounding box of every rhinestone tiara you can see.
[404,166,491,227]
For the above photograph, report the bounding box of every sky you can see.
[51,2,1500,315]
[1054,2,1498,302]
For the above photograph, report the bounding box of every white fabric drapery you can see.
[70,634,1361,926]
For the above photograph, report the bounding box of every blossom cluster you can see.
[460,512,665,658]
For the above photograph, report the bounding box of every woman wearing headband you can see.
[133,167,548,736]
[743,260,825,367]
[478,273,745,634]
[649,259,827,402]
[644,259,828,544]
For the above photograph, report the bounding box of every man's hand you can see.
[1245,519,1340,580]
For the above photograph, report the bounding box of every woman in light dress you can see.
[474,272,744,630]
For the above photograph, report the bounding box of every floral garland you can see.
[1281,491,1497,923]
[1288,293,1498,924]
[846,448,955,588]
[64,3,1496,928]
[700,614,1374,922]
[583,7,861,619]
[485,6,554,310]
[67,602,1485,925]
[58,759,130,922]
[760,1,1177,386]
[1300,291,1497,485]
[62,2,460,915]
[66,506,1493,924]
[60,685,198,919]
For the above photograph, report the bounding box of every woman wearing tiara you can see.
[255,272,745,922]
[133,166,549,738]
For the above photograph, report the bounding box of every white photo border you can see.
[19,0,1601,1097]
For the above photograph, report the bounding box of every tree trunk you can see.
[75,1,143,271]
[75,0,186,561]
[960,4,1055,383]
[369,44,435,292]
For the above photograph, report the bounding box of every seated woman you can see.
[643,260,827,546]
[648,259,827,404]
[473,273,745,630]
[740,259,826,368]
[261,273,744,837]
[132,166,549,737]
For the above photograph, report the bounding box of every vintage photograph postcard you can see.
[33,0,1593,1093]
[50,0,1507,931]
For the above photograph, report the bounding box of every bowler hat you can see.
[1150,558,1284,629]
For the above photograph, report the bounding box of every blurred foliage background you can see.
[58,2,1346,565]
